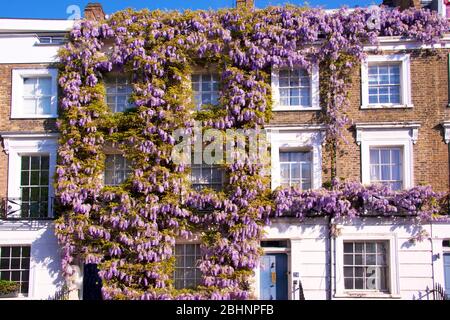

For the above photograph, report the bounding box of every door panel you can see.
[260,254,288,300]
[260,255,276,300]
[444,253,450,299]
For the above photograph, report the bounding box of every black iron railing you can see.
[426,283,448,300]
[47,284,70,300]
[0,198,55,220]
[293,280,305,300]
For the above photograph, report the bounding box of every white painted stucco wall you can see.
[0,19,74,64]
[259,217,450,300]
[0,221,63,299]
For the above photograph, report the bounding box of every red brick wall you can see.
[0,63,58,197]
[269,49,450,192]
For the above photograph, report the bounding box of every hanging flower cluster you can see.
[274,180,447,222]
[55,5,448,300]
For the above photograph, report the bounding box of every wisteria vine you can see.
[55,5,449,300]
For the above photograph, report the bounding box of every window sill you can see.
[10,114,58,119]
[360,104,413,110]
[334,292,401,299]
[272,106,321,112]
[34,43,66,47]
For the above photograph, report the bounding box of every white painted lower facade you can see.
[1,217,449,300]
[254,217,450,300]
[0,221,63,299]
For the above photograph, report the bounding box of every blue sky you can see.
[1,1,379,19]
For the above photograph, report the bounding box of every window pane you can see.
[355,243,364,253]
[10,259,20,269]
[202,94,211,105]
[301,163,311,181]
[391,149,401,164]
[354,254,363,265]
[291,164,300,180]
[191,74,200,83]
[0,259,9,269]
[30,171,40,185]
[344,267,353,277]
[380,150,390,164]
[370,149,379,165]
[366,254,376,265]
[21,171,29,186]
[355,267,364,277]
[30,157,40,170]
[202,82,211,91]
[279,88,289,98]
[369,95,378,104]
[23,98,36,114]
[380,165,390,181]
[365,268,377,289]
[279,70,289,78]
[290,97,299,106]
[23,78,36,95]
[392,164,401,181]
[344,254,353,265]
[344,278,353,289]
[279,77,289,87]
[30,188,40,201]
[344,243,353,253]
[355,278,364,289]
[280,163,289,181]
[366,242,376,253]
[37,77,52,96]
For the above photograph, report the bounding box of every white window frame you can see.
[190,163,225,191]
[103,154,132,186]
[0,245,31,297]
[266,126,325,190]
[191,72,220,110]
[356,124,419,190]
[173,241,202,290]
[11,68,58,119]
[279,150,313,189]
[361,54,412,109]
[1,134,58,219]
[335,233,400,299]
[271,65,320,111]
[104,75,134,113]
[368,147,404,191]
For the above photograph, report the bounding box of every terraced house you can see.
[1,0,450,300]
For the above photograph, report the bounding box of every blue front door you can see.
[260,254,288,300]
[444,253,450,299]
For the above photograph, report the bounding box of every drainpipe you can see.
[328,216,334,300]
[430,221,436,298]
[448,53,450,108]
